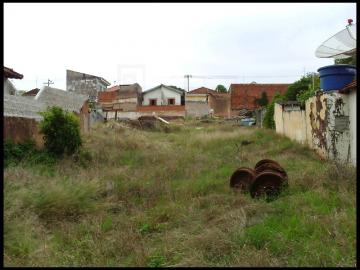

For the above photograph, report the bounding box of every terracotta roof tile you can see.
[4,66,23,79]
[189,87,216,94]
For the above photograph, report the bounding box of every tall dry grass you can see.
[4,119,356,267]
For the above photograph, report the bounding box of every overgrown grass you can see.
[4,119,356,267]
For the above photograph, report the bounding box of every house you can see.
[136,84,185,119]
[4,66,23,95]
[35,86,90,133]
[66,69,111,103]
[185,93,210,117]
[208,92,231,118]
[188,87,217,95]
[142,84,185,106]
[98,83,142,113]
[185,87,230,118]
[229,83,289,116]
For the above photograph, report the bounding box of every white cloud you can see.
[4,3,356,91]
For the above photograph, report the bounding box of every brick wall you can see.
[208,93,230,118]
[4,116,44,147]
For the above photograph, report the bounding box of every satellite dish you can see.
[315,20,356,59]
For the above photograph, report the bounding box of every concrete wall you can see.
[66,70,108,102]
[255,108,266,128]
[104,106,186,120]
[348,90,356,165]
[305,92,352,164]
[4,78,17,95]
[143,86,182,105]
[275,103,307,144]
[274,91,356,166]
[185,101,211,117]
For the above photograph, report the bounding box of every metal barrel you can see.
[229,167,256,191]
[249,170,287,199]
[254,159,281,170]
[254,162,288,181]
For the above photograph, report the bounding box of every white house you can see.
[4,67,23,96]
[142,84,184,106]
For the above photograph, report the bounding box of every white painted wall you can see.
[348,90,356,166]
[4,78,17,95]
[143,85,182,105]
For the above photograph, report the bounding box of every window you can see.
[149,99,157,106]
[168,98,175,105]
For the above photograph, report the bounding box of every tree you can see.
[255,91,269,107]
[39,106,82,156]
[296,73,320,105]
[335,56,356,65]
[263,92,284,129]
[215,84,227,93]
[284,72,319,101]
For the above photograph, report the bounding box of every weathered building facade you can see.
[98,83,142,113]
[66,69,111,103]
[35,86,90,133]
[185,93,210,118]
[4,67,23,96]
[230,83,289,116]
[208,92,231,118]
[185,87,230,118]
[142,84,184,106]
[274,81,356,166]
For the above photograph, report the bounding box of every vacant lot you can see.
[4,119,356,267]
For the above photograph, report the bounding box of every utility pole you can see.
[184,74,192,92]
[312,72,315,90]
[43,79,54,87]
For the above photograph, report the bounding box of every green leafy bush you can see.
[263,92,284,129]
[4,139,36,167]
[39,106,82,156]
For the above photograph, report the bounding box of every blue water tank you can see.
[317,64,356,91]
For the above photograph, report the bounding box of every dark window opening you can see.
[150,99,157,106]
[168,98,175,105]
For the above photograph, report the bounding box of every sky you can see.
[4,3,357,92]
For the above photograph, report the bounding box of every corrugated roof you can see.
[4,66,24,79]
[4,93,45,121]
[35,86,88,113]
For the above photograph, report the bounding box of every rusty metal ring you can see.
[250,170,287,199]
[229,167,256,191]
[254,159,281,170]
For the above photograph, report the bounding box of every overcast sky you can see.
[4,3,356,92]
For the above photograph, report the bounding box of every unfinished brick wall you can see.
[4,116,44,147]
[208,93,231,118]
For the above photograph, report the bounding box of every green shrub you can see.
[4,139,36,167]
[263,92,284,129]
[39,106,82,156]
